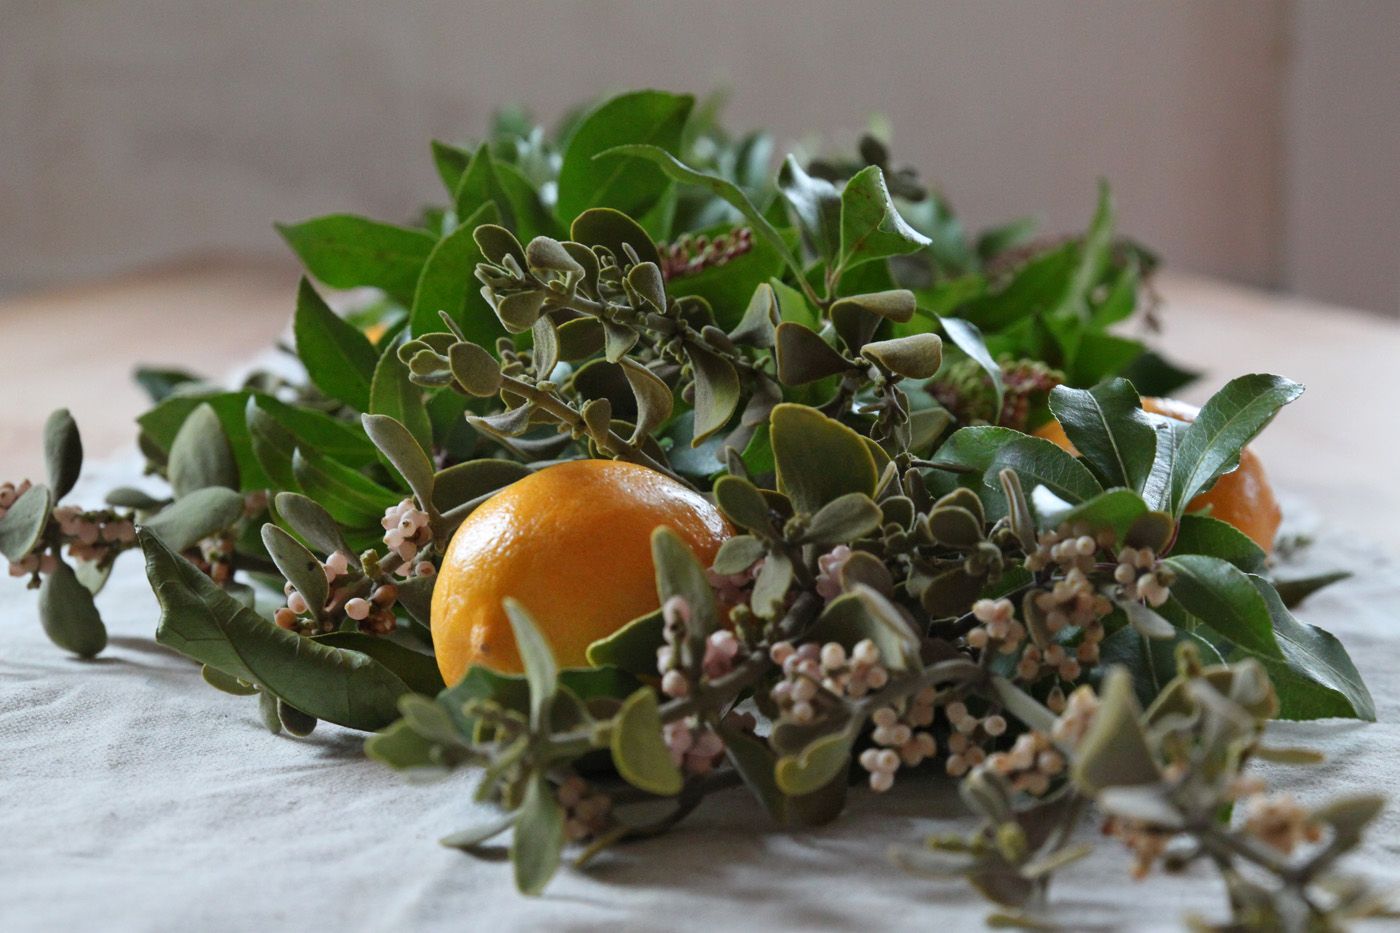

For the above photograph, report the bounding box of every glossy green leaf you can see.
[1163,554,1281,659]
[777,155,842,262]
[142,530,409,730]
[202,664,258,696]
[369,344,434,458]
[43,409,83,501]
[313,632,445,698]
[771,403,878,514]
[600,145,807,285]
[940,317,1004,417]
[142,487,247,552]
[837,166,930,275]
[277,214,436,305]
[557,91,693,224]
[1170,374,1304,516]
[1170,513,1268,575]
[986,435,1102,516]
[168,403,238,498]
[291,448,400,528]
[38,559,107,658]
[409,201,504,345]
[611,688,684,796]
[293,278,378,411]
[1047,379,1157,491]
[1034,488,1149,543]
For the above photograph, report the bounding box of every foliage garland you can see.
[1,90,1389,929]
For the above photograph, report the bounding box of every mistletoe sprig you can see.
[1,90,1386,928]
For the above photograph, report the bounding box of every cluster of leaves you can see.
[4,90,1383,927]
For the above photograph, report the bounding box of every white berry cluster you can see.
[769,638,889,725]
[942,701,1007,777]
[1049,683,1100,747]
[1024,523,1118,574]
[858,692,938,792]
[965,597,1026,654]
[654,595,745,699]
[381,498,436,576]
[1113,546,1174,607]
[814,545,853,601]
[1019,568,1113,683]
[981,729,1065,796]
[274,551,399,636]
[662,717,726,774]
[556,775,613,842]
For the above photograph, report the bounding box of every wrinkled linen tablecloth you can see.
[3,455,1399,933]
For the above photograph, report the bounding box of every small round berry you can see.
[345,598,371,621]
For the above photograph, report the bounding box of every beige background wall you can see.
[0,1,1395,313]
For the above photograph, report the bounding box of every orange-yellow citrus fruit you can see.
[431,459,731,683]
[1034,396,1281,552]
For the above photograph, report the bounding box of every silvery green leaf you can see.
[494,290,547,334]
[1311,795,1385,852]
[602,320,639,363]
[989,676,1057,735]
[620,358,673,444]
[1097,786,1182,828]
[39,559,107,658]
[556,317,605,361]
[926,505,984,548]
[440,811,518,851]
[728,283,779,349]
[273,492,352,565]
[473,223,526,267]
[1118,597,1175,639]
[712,535,766,575]
[1070,668,1160,794]
[168,403,238,497]
[261,524,328,613]
[626,261,666,311]
[524,236,583,275]
[651,526,719,666]
[142,486,246,552]
[0,483,52,561]
[998,469,1037,551]
[362,413,436,513]
[860,333,943,380]
[685,343,740,444]
[850,585,924,669]
[43,409,83,501]
[712,475,772,533]
[277,700,318,737]
[751,548,794,619]
[580,397,613,442]
[431,459,531,514]
[104,487,168,511]
[369,340,433,458]
[530,317,559,378]
[569,208,661,269]
[511,772,565,895]
[771,404,878,514]
[611,688,683,796]
[502,598,556,730]
[804,493,882,546]
[259,689,282,734]
[448,340,504,398]
[774,321,851,386]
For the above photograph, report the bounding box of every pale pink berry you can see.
[661,669,689,698]
[287,591,309,614]
[345,598,371,621]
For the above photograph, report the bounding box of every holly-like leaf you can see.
[778,155,842,263]
[837,165,931,275]
[1047,379,1158,491]
[277,214,436,306]
[986,435,1102,519]
[1170,374,1304,516]
[557,91,693,227]
[939,317,1004,418]
[293,278,379,412]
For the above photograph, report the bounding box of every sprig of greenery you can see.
[2,90,1383,929]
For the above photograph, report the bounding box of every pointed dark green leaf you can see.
[837,166,930,274]
[409,201,504,345]
[293,278,378,411]
[277,215,436,305]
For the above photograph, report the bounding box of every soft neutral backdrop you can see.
[2,0,1397,313]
